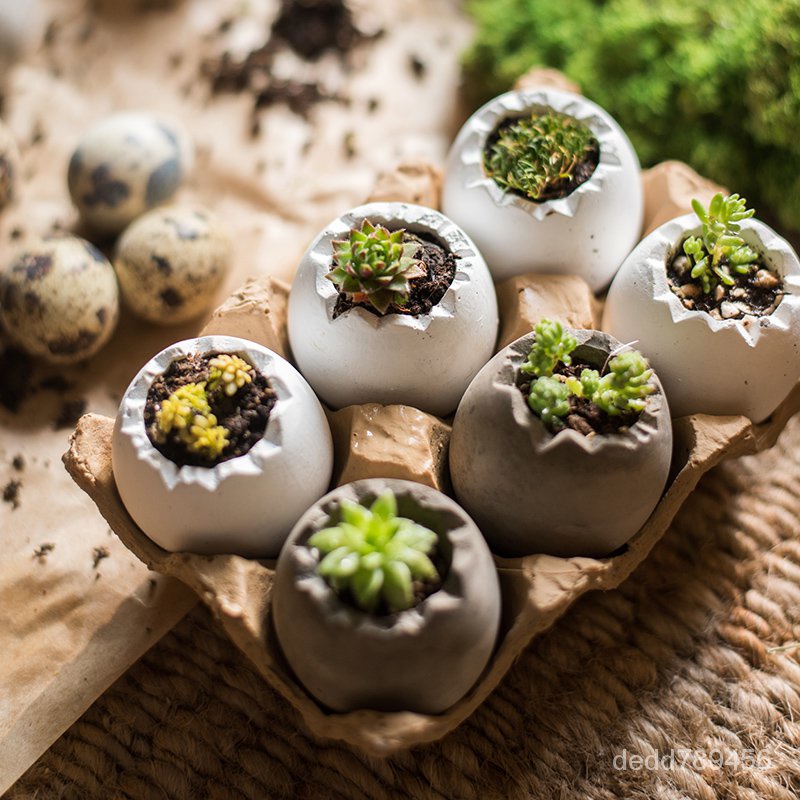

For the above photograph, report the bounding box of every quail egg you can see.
[114,205,231,324]
[0,236,119,364]
[0,119,20,209]
[67,112,191,236]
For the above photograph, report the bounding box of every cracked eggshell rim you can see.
[112,335,334,558]
[602,214,800,422]
[442,88,643,291]
[449,329,673,558]
[272,478,501,714]
[287,202,499,417]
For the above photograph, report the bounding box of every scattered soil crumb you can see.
[9,227,22,240]
[0,348,36,413]
[92,546,110,569]
[11,454,24,471]
[54,398,88,430]
[409,54,426,79]
[3,479,21,509]
[343,131,356,158]
[33,542,55,562]
[39,374,74,393]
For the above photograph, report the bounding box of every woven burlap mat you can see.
[9,414,800,799]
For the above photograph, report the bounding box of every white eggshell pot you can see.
[272,478,501,713]
[112,335,334,557]
[442,88,643,292]
[287,202,499,417]
[449,330,673,558]
[602,215,800,422]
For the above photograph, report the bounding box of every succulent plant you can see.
[484,111,597,201]
[208,353,253,397]
[326,219,426,314]
[522,319,656,429]
[527,375,571,426]
[683,193,759,293]
[308,491,439,614]
[154,382,230,460]
[520,318,578,378]
[591,351,655,416]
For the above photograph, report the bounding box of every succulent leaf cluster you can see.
[326,220,426,314]
[520,318,578,378]
[524,319,655,428]
[484,111,597,201]
[208,353,253,397]
[154,353,255,461]
[683,193,759,293]
[308,491,439,614]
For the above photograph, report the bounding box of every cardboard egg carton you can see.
[64,157,800,756]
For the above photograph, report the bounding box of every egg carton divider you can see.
[63,157,800,755]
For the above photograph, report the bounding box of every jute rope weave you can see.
[9,416,800,799]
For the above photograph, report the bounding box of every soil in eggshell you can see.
[144,353,276,467]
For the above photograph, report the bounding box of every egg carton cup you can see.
[64,158,800,756]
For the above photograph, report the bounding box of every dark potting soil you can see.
[519,359,642,437]
[485,117,600,203]
[202,0,379,123]
[667,249,783,319]
[53,397,87,430]
[332,232,457,319]
[144,352,277,468]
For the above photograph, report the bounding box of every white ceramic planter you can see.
[287,202,499,417]
[602,215,800,422]
[442,88,643,292]
[450,330,673,558]
[112,335,334,557]
[272,478,501,713]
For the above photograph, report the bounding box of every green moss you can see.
[463,0,800,231]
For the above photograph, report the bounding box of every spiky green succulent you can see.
[523,319,656,429]
[326,219,426,314]
[484,111,597,201]
[308,491,439,614]
[683,193,759,294]
[520,318,578,378]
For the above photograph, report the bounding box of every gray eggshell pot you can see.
[450,330,674,558]
[272,478,501,714]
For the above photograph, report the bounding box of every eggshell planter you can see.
[442,88,643,292]
[287,202,499,417]
[602,215,800,422]
[272,478,501,714]
[112,335,333,558]
[450,329,673,558]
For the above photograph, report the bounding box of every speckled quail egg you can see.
[67,112,191,236]
[0,119,20,209]
[114,205,231,324]
[0,236,119,364]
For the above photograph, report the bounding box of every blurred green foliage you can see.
[463,0,800,231]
